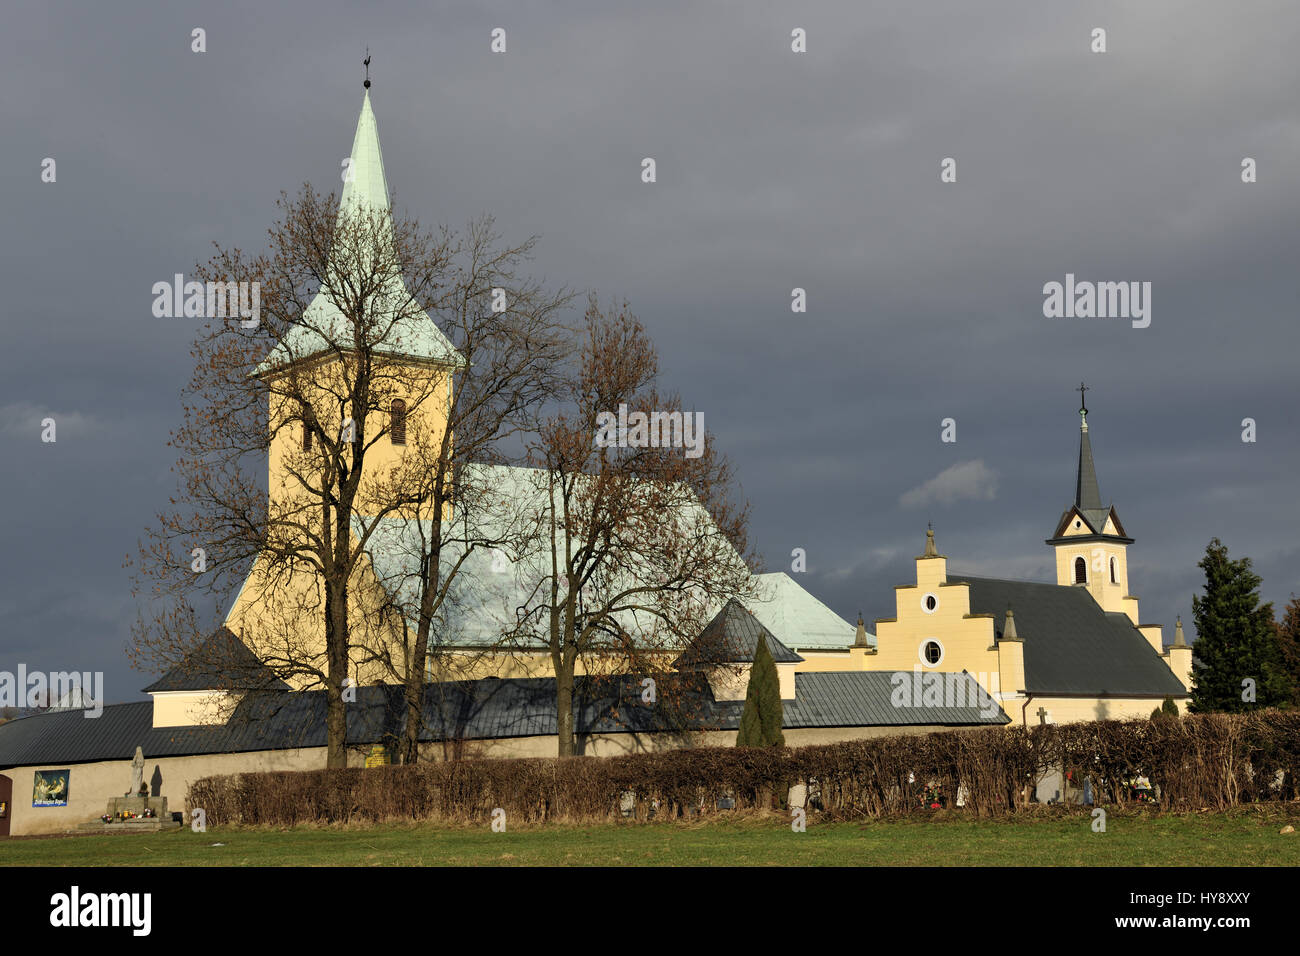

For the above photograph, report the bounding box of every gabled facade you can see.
[867,398,1193,724]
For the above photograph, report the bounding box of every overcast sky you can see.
[3,1,1298,703]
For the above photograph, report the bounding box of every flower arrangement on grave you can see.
[100,814,111,823]
[142,807,155,819]
[1125,773,1155,803]
[922,783,944,809]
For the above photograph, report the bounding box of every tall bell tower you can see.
[252,66,463,518]
[1045,386,1138,622]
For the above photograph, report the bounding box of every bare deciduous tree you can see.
[360,218,574,763]
[513,298,755,757]
[129,186,462,767]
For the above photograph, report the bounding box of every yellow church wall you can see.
[429,648,684,683]
[1120,595,1141,626]
[263,353,453,523]
[1051,543,1132,616]
[871,557,1002,698]
[786,648,884,672]
[1016,695,1184,726]
[1164,646,1193,694]
[997,638,1026,697]
[1138,624,1164,656]
[149,690,243,728]
[234,349,463,692]
[225,542,695,693]
[225,547,413,691]
[791,649,854,671]
[704,661,798,701]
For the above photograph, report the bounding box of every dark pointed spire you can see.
[1075,384,1103,512]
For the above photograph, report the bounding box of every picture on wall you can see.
[32,769,69,807]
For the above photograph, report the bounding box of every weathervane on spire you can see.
[363,48,371,89]
[1077,381,1089,416]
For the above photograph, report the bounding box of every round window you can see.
[919,639,944,667]
[921,593,939,614]
[1074,520,1082,529]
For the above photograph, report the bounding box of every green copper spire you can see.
[255,76,463,376]
[339,89,389,218]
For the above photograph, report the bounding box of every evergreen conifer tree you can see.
[736,634,785,747]
[1190,538,1288,712]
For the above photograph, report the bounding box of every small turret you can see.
[854,613,869,648]
[1002,606,1021,642]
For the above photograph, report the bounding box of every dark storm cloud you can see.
[1,0,1297,700]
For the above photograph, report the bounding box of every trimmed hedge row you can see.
[187,710,1300,826]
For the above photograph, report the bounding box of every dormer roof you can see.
[674,599,804,667]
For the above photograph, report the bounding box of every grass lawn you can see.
[3,809,1298,866]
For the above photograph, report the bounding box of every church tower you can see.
[253,73,463,518]
[1045,386,1139,623]
[226,68,464,689]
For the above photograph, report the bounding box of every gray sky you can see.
[3,0,1298,703]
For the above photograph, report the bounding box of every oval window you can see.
[919,640,944,667]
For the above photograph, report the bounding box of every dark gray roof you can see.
[141,628,290,693]
[784,671,1009,727]
[954,575,1188,698]
[675,599,803,666]
[0,669,1006,768]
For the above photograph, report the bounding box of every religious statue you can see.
[130,746,145,796]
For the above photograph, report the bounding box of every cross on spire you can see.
[363,49,371,89]
[1077,381,1089,414]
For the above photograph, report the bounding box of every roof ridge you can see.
[947,571,1056,586]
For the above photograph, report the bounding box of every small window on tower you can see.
[1110,556,1117,584]
[390,399,407,445]
[1074,556,1087,584]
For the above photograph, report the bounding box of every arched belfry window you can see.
[1074,556,1087,584]
[390,399,407,445]
[1109,556,1117,584]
